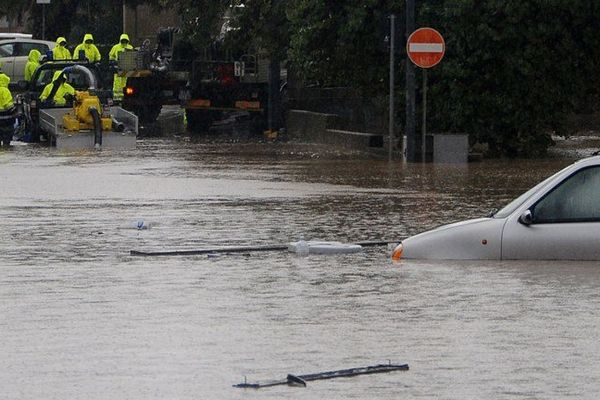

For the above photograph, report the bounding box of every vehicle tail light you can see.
[218,64,235,85]
[125,87,135,96]
[188,99,211,108]
[391,244,403,261]
[235,100,260,110]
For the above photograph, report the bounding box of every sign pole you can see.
[405,0,417,162]
[36,0,51,40]
[388,14,395,162]
[421,69,427,162]
[406,27,445,162]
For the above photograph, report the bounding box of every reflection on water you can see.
[0,140,597,399]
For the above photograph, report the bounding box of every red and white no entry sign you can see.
[407,27,445,69]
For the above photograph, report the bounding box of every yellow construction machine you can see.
[62,91,112,132]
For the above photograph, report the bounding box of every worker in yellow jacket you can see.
[109,33,133,101]
[74,33,101,62]
[24,49,41,82]
[39,71,75,106]
[0,73,15,147]
[53,37,71,60]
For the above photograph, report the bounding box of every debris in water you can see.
[287,240,363,255]
[233,362,409,389]
[130,240,397,257]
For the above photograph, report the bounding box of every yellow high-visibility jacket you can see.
[53,37,72,60]
[109,33,133,61]
[39,71,75,106]
[74,33,101,62]
[24,49,41,82]
[0,73,14,111]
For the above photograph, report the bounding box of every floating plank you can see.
[233,363,409,389]
[130,240,398,257]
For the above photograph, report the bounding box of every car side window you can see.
[0,43,14,57]
[532,166,600,223]
[17,42,49,57]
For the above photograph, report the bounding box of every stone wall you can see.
[287,87,387,134]
[286,110,338,142]
[287,110,386,152]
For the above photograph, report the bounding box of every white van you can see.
[0,38,55,82]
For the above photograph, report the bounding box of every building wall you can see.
[123,5,179,47]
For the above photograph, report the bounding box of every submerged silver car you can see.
[392,155,600,261]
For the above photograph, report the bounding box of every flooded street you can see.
[1,138,599,399]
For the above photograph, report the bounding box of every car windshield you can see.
[34,68,90,91]
[493,166,569,218]
[0,43,14,57]
[34,70,56,89]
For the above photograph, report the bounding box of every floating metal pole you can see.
[130,244,289,257]
[130,240,400,257]
[234,363,409,389]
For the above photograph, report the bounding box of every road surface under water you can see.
[0,139,599,399]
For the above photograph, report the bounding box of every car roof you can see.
[539,155,600,189]
[493,154,600,219]
[0,33,33,39]
[574,155,600,165]
[0,38,56,47]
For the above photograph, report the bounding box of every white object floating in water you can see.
[287,240,363,255]
[295,236,309,256]
[135,220,150,230]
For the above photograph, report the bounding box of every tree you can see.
[3,0,124,45]
[159,0,233,52]
[226,0,289,59]
[422,0,600,156]
[287,0,401,93]
[0,1,32,26]
[287,0,600,156]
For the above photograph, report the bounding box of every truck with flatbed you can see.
[19,60,110,142]
[117,28,274,132]
[18,61,137,148]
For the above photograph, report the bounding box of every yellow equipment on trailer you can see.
[62,91,112,132]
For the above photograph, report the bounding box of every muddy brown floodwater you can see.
[0,138,599,399]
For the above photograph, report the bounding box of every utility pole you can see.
[268,59,281,133]
[36,0,51,40]
[388,14,396,162]
[421,69,427,162]
[405,0,417,162]
[267,0,282,134]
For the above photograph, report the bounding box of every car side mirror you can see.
[519,209,533,226]
[17,80,29,90]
